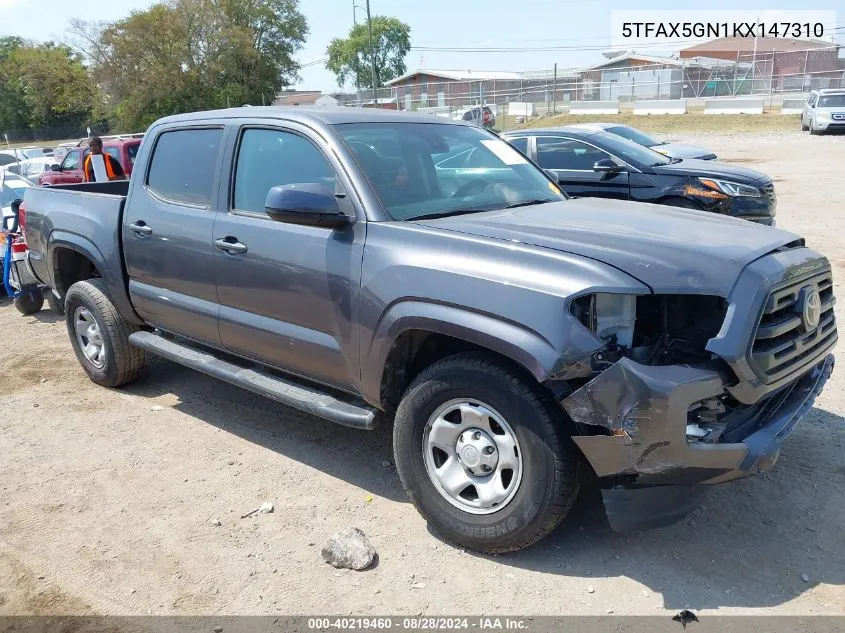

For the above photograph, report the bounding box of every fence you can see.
[321,45,841,126]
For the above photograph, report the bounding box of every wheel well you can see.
[379,330,534,413]
[52,248,100,298]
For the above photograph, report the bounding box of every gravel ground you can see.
[0,130,843,617]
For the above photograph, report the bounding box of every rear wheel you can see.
[801,118,809,131]
[393,352,582,553]
[14,287,44,315]
[64,279,145,387]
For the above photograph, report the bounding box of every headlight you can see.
[696,177,761,198]
[817,111,832,121]
[571,293,637,348]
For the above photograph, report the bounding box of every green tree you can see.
[326,16,411,89]
[70,0,308,131]
[0,38,100,132]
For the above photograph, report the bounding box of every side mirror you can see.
[264,183,350,228]
[593,158,622,173]
[543,168,559,182]
[50,164,61,171]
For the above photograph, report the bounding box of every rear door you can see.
[212,123,364,392]
[122,126,225,345]
[534,135,629,199]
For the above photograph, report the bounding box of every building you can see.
[680,37,843,92]
[574,52,685,101]
[384,70,524,110]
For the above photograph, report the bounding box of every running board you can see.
[128,331,377,430]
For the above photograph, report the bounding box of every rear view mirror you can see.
[543,169,559,182]
[593,158,622,173]
[264,183,350,228]
[50,164,61,171]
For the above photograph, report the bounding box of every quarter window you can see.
[147,128,222,206]
[507,136,529,156]
[536,137,610,171]
[233,128,335,215]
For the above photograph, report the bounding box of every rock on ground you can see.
[322,528,376,571]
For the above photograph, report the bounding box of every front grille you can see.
[832,113,845,121]
[750,269,837,383]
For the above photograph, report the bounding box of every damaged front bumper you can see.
[562,354,834,533]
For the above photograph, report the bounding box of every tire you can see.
[46,290,65,315]
[661,197,701,210]
[14,287,44,315]
[393,352,582,553]
[64,278,145,387]
[801,119,809,132]
[810,123,822,136]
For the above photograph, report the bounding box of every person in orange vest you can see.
[82,137,125,182]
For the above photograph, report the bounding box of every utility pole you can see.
[366,0,378,105]
[551,63,557,115]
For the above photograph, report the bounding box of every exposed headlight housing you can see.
[696,177,761,198]
[571,293,637,348]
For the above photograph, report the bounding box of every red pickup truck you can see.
[39,136,143,186]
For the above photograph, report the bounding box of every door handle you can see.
[129,221,152,236]
[215,237,248,254]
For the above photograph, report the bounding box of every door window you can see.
[62,150,81,170]
[146,128,223,206]
[536,137,610,171]
[232,128,336,215]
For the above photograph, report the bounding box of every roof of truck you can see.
[154,106,473,127]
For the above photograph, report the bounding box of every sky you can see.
[1,0,842,92]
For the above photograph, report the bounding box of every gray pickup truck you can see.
[20,107,836,553]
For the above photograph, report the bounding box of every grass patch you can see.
[502,111,801,135]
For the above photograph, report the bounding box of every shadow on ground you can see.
[124,357,845,610]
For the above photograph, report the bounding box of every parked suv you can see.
[20,107,835,553]
[39,136,142,186]
[801,89,845,135]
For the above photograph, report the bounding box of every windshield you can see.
[594,132,672,167]
[336,122,565,221]
[818,95,845,108]
[606,125,661,147]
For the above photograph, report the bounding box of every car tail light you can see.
[11,239,27,254]
[18,202,26,241]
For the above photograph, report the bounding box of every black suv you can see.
[461,106,495,129]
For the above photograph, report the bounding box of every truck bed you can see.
[23,180,141,323]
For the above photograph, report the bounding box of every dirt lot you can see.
[1,130,844,618]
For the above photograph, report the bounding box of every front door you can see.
[213,125,364,393]
[122,126,225,345]
[534,136,630,199]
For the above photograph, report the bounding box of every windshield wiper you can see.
[503,199,555,209]
[409,208,493,221]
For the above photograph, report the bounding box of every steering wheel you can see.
[451,178,491,199]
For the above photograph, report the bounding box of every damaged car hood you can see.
[415,197,800,296]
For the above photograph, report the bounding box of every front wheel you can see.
[64,279,145,387]
[393,352,582,553]
[801,118,809,131]
[810,123,823,136]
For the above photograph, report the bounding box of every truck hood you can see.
[414,197,800,296]
[653,142,717,160]
[652,158,770,185]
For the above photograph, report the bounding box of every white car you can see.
[801,89,845,135]
[1,157,54,182]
